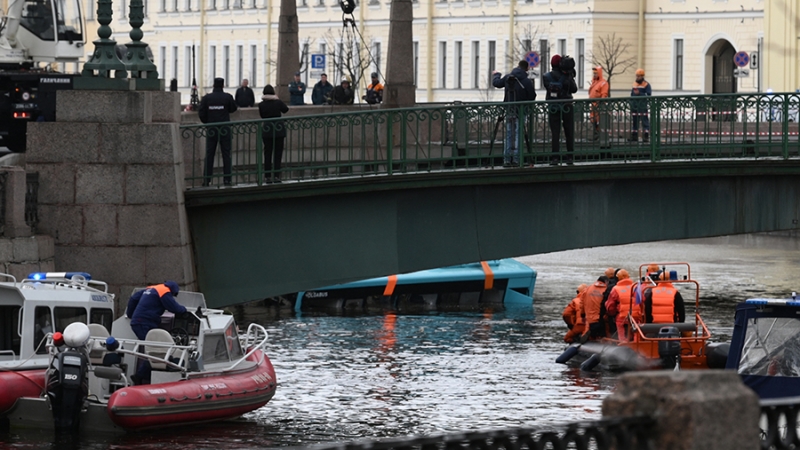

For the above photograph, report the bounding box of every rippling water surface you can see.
[3,233,800,449]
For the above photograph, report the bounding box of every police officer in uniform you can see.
[199,77,238,186]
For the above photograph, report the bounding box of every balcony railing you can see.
[180,92,800,188]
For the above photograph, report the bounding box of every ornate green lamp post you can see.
[75,0,130,89]
[122,0,163,90]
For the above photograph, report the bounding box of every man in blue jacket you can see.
[492,60,536,166]
[126,281,186,384]
[289,71,306,105]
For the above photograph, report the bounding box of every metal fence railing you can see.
[180,92,800,188]
[760,396,800,450]
[290,417,656,450]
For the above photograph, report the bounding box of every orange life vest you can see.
[562,295,584,327]
[649,283,677,323]
[581,281,606,324]
[149,284,170,297]
[613,278,639,319]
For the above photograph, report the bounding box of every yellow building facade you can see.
[87,0,799,104]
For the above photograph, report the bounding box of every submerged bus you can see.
[294,259,536,314]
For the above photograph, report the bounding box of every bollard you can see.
[602,370,759,450]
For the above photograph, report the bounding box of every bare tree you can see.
[321,27,375,101]
[589,33,637,91]
[505,24,541,70]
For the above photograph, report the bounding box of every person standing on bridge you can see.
[628,69,652,143]
[235,78,255,108]
[258,85,290,184]
[543,54,578,165]
[588,66,609,143]
[289,72,307,106]
[492,60,536,167]
[311,73,334,105]
[199,77,238,186]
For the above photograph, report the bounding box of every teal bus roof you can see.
[310,259,535,291]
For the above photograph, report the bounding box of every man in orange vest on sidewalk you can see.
[562,284,589,343]
[644,271,686,323]
[605,269,638,341]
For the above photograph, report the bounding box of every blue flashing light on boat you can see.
[27,272,92,281]
[745,298,800,307]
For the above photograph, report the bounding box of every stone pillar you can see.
[25,90,196,313]
[383,0,415,108]
[602,370,760,450]
[276,0,299,104]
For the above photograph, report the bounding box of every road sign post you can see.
[734,51,750,68]
[524,51,540,68]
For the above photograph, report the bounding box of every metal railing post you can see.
[651,96,660,162]
[387,110,394,176]
[256,122,264,186]
[783,93,790,159]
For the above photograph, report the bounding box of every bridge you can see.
[179,92,800,306]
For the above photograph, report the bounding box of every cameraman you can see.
[543,54,578,165]
[492,60,536,166]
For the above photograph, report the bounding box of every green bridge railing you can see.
[180,92,800,188]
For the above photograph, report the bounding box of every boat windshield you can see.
[738,317,800,377]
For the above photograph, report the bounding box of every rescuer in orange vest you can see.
[562,284,589,343]
[644,271,686,323]
[581,276,608,340]
[605,269,638,341]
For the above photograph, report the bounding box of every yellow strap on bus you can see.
[480,261,494,290]
[383,275,398,296]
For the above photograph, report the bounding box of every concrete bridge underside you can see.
[185,160,800,308]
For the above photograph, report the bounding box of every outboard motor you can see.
[46,323,91,432]
[657,326,682,369]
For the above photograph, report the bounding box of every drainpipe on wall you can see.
[637,0,644,70]
[267,0,273,85]
[509,0,515,67]
[199,0,206,95]
[426,0,433,102]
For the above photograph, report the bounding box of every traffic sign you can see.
[524,51,540,68]
[734,68,751,78]
[734,51,750,68]
[750,51,759,70]
[311,54,326,70]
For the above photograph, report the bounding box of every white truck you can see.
[0,0,85,151]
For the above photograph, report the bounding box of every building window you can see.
[576,38,584,89]
[302,41,309,85]
[439,41,447,88]
[120,0,127,18]
[236,45,243,84]
[250,45,257,86]
[160,0,166,12]
[472,41,480,88]
[413,41,419,86]
[674,39,684,90]
[172,46,179,83]
[159,46,166,79]
[336,42,344,81]
[373,41,381,75]
[210,45,217,83]
[173,0,178,11]
[184,45,192,87]
[558,39,566,56]
[223,45,230,86]
[488,40,496,79]
[454,41,462,89]
[539,39,548,87]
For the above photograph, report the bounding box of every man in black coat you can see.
[543,54,579,165]
[331,79,354,105]
[258,85,290,183]
[492,60,536,166]
[234,78,255,107]
[199,77,238,186]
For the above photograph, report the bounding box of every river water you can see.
[3,233,800,449]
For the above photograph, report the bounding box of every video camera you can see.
[559,55,577,78]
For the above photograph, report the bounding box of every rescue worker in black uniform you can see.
[199,77,238,186]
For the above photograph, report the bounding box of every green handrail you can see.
[180,92,800,188]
